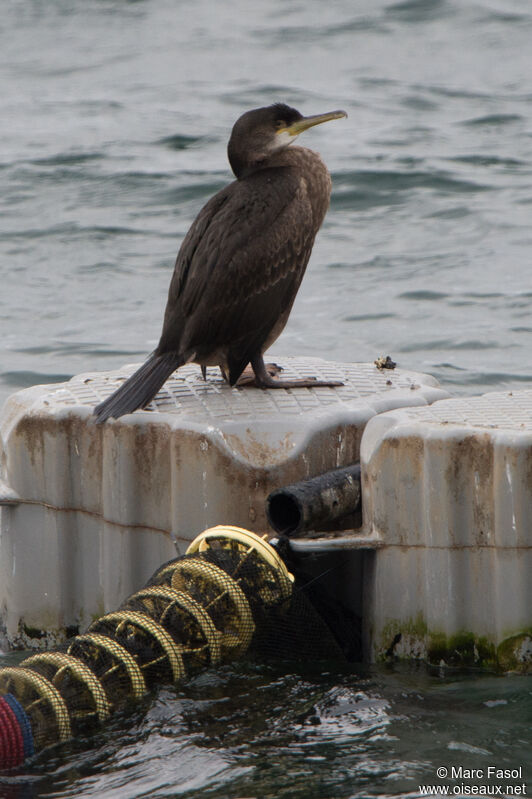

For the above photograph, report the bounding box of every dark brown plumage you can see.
[94,103,346,423]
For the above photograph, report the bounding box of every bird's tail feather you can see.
[94,352,182,423]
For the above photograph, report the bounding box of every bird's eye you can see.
[275,120,285,130]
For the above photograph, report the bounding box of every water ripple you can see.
[157,133,207,151]
[385,0,452,23]
[462,113,524,127]
[333,169,491,197]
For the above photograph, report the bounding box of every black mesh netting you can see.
[0,526,360,769]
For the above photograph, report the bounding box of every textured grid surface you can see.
[40,357,430,422]
[394,389,532,432]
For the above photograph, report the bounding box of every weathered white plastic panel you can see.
[0,357,447,647]
[361,389,532,671]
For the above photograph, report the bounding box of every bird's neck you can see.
[269,146,333,220]
[229,145,332,224]
[230,144,328,180]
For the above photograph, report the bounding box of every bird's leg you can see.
[236,362,283,386]
[248,354,343,389]
[201,365,207,381]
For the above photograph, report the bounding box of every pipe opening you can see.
[266,464,362,537]
[267,492,302,535]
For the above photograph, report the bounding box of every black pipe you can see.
[266,464,361,537]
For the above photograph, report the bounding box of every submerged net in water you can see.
[0,525,351,770]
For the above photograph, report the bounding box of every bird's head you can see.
[227,103,347,178]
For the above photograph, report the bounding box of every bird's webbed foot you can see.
[235,362,283,387]
[246,355,343,389]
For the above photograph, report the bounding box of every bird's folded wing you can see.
[157,167,316,355]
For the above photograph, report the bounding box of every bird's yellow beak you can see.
[279,109,348,137]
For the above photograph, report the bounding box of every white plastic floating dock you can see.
[0,358,530,671]
[0,357,446,649]
[361,389,532,670]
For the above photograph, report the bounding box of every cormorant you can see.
[94,103,347,423]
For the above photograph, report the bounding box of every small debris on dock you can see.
[374,355,397,371]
